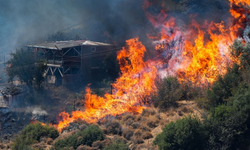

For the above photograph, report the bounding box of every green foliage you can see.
[154,77,183,110]
[207,64,241,108]
[153,116,204,150]
[231,40,250,69]
[205,102,249,149]
[104,139,129,150]
[54,125,104,149]
[6,49,46,88]
[12,122,59,150]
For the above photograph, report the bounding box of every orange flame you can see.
[54,0,250,131]
[56,38,159,131]
[143,0,249,85]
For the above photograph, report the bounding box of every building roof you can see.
[27,40,112,50]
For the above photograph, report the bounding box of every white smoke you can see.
[25,106,48,116]
[243,25,250,43]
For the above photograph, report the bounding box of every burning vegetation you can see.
[2,0,250,150]
[55,0,250,131]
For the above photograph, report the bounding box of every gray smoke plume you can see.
[0,0,149,58]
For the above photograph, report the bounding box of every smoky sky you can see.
[0,0,232,59]
[0,0,150,58]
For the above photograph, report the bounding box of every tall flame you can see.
[56,38,159,131]
[54,0,250,130]
[143,0,249,85]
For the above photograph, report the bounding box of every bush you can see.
[207,64,241,108]
[134,129,142,138]
[154,77,183,110]
[205,104,248,149]
[12,122,59,150]
[54,125,104,149]
[142,131,153,139]
[231,40,250,69]
[105,120,122,135]
[153,116,204,150]
[104,139,129,150]
[122,129,134,140]
[140,108,156,117]
[122,114,135,122]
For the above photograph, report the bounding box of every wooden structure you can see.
[27,40,115,87]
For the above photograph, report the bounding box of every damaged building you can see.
[27,40,115,87]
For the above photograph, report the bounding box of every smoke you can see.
[0,0,234,58]
[0,0,150,57]
[25,106,48,116]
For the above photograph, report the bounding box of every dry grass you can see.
[139,125,151,132]
[122,128,134,140]
[134,137,144,144]
[125,118,134,126]
[142,131,153,140]
[104,120,122,135]
[134,129,143,138]
[131,122,141,129]
[146,116,160,128]
[122,114,136,122]
[23,100,204,150]
[92,139,112,149]
[140,108,156,117]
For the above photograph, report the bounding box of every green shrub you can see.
[12,122,59,150]
[54,125,104,149]
[154,77,183,110]
[153,116,204,150]
[207,64,241,108]
[231,40,250,69]
[104,139,129,150]
[205,104,248,149]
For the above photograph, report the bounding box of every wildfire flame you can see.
[56,38,159,131]
[143,0,250,85]
[54,0,250,131]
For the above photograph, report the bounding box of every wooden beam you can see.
[73,47,81,56]
[49,67,53,75]
[63,48,72,56]
[64,67,71,74]
[58,68,64,77]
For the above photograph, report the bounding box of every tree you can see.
[154,77,183,110]
[231,40,250,69]
[207,64,241,108]
[6,49,46,89]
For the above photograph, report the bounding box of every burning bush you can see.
[12,122,59,150]
[54,125,104,149]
